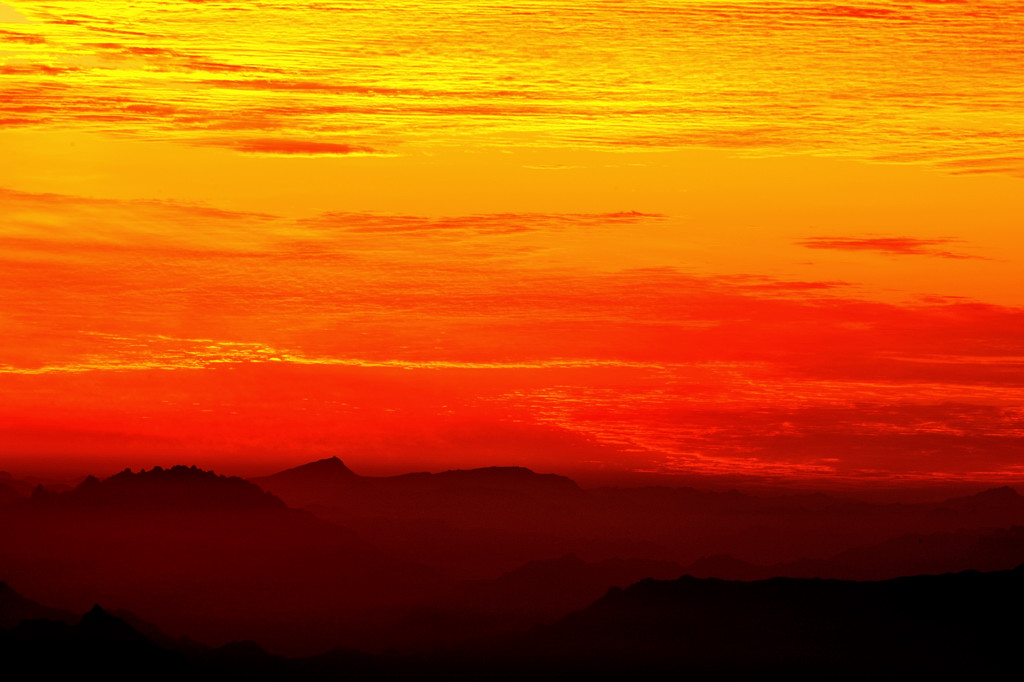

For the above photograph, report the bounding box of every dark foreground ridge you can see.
[2,566,1021,681]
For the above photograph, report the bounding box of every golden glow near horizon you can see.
[1,1,1023,483]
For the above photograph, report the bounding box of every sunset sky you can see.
[1,0,1022,486]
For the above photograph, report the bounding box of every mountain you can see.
[0,481,20,506]
[265,456,359,480]
[448,554,685,615]
[0,581,76,628]
[253,459,1024,582]
[390,466,581,494]
[35,465,287,512]
[928,485,1024,523]
[0,472,55,506]
[455,565,1024,679]
[1,604,191,680]
[253,460,582,511]
[351,554,686,653]
[682,525,1024,582]
[5,566,1021,680]
[253,461,601,579]
[250,457,371,508]
[0,465,448,655]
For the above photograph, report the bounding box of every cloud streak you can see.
[798,236,988,260]
[207,138,383,156]
[1,0,1020,172]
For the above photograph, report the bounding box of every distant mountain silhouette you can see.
[682,554,769,581]
[0,464,448,655]
[253,461,598,579]
[250,457,372,508]
[0,481,20,506]
[0,472,60,506]
[29,465,288,512]
[7,567,1019,681]
[929,485,1024,521]
[8,458,1024,662]
[449,553,684,614]
[391,465,581,493]
[267,456,359,479]
[682,525,1024,581]
[0,581,76,628]
[356,554,686,653]
[252,459,1024,583]
[458,565,1024,679]
[1,603,190,680]
[253,460,580,510]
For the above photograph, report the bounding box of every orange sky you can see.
[1,0,1022,485]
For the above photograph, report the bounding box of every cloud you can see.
[803,5,905,20]
[0,4,29,23]
[708,402,1024,475]
[0,0,1019,178]
[0,186,286,256]
[5,187,1020,379]
[0,29,41,42]
[797,236,988,260]
[301,211,664,236]
[3,181,1023,482]
[86,41,257,73]
[938,157,1024,176]
[207,138,383,156]
[0,63,74,75]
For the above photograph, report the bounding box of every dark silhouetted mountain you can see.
[255,461,602,579]
[33,465,287,511]
[929,485,1024,522]
[1,604,190,680]
[682,554,769,581]
[251,456,374,508]
[253,459,1024,584]
[391,466,580,494]
[682,525,1024,582]
[0,581,76,628]
[262,456,359,480]
[254,461,581,511]
[108,606,208,654]
[79,603,157,645]
[449,553,684,615]
[196,639,295,679]
[5,567,1022,681]
[0,464,449,656]
[0,471,63,505]
[11,459,1024,661]
[0,481,20,506]
[352,554,686,653]
[447,565,1024,679]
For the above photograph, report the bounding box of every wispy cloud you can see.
[302,211,664,236]
[797,236,988,260]
[1,0,1020,171]
[206,138,383,156]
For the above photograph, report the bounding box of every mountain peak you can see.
[977,486,1020,499]
[77,603,165,649]
[79,604,130,633]
[940,485,1023,512]
[37,465,288,511]
[429,466,582,492]
[0,582,78,628]
[267,457,359,480]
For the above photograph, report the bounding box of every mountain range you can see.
[3,566,1020,680]
[3,458,1024,659]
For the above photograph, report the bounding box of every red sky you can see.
[1,0,1022,486]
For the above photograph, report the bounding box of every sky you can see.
[1,0,1022,486]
